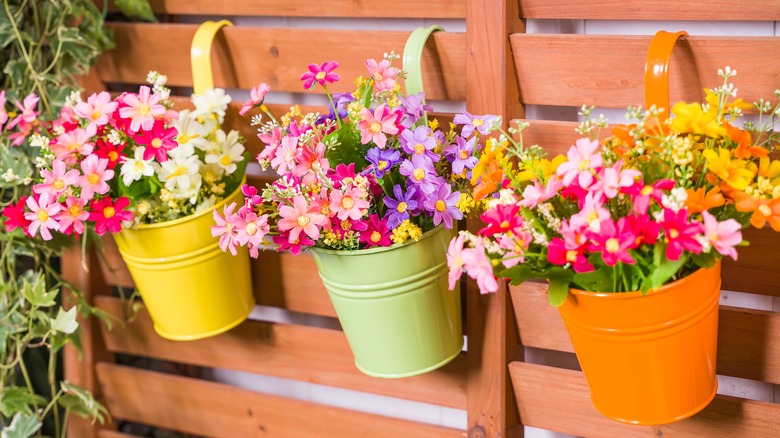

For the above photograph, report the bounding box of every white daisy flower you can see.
[174,109,211,151]
[205,130,244,175]
[120,147,155,186]
[191,88,231,123]
[158,148,203,196]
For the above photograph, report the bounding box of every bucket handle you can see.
[644,30,688,120]
[403,25,444,127]
[191,20,234,94]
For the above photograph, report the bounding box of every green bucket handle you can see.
[403,25,444,127]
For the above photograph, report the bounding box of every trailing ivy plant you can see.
[0,0,150,436]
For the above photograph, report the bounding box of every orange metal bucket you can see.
[557,261,721,425]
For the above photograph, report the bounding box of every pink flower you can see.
[118,86,166,132]
[55,196,89,235]
[278,195,328,243]
[329,187,369,221]
[659,209,704,261]
[547,237,593,273]
[588,219,636,266]
[51,128,94,162]
[462,240,499,294]
[234,211,270,249]
[365,58,399,92]
[34,160,80,197]
[359,214,392,248]
[479,203,521,236]
[293,142,330,184]
[701,211,742,261]
[6,93,39,131]
[592,162,641,199]
[447,234,466,290]
[212,203,241,255]
[134,120,178,162]
[519,177,563,208]
[300,61,340,90]
[272,232,314,256]
[74,91,118,129]
[569,192,609,231]
[357,105,399,149]
[270,136,300,175]
[623,213,660,247]
[625,179,675,214]
[24,193,62,240]
[497,231,532,269]
[0,91,7,130]
[556,138,603,189]
[78,155,114,201]
[239,83,270,116]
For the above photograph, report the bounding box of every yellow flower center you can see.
[91,110,102,120]
[108,151,119,162]
[371,72,384,82]
[758,204,773,217]
[246,222,258,236]
[378,160,388,171]
[178,133,199,144]
[435,200,447,212]
[220,155,232,166]
[103,206,115,219]
[340,220,352,230]
[170,165,189,178]
[151,138,163,149]
[414,143,425,154]
[587,211,599,223]
[296,215,310,227]
[605,238,620,253]
[369,121,383,134]
[500,220,510,228]
[471,119,484,127]
[320,205,331,215]
[370,231,382,243]
[578,159,590,171]
[397,202,408,213]
[134,161,146,172]
[37,210,49,222]
[413,169,425,181]
[459,150,469,160]
[341,196,355,210]
[138,104,151,116]
[669,229,680,239]
[566,250,579,263]
[315,71,327,80]
[69,205,82,217]
[641,185,654,196]
[88,173,100,185]
[52,179,65,190]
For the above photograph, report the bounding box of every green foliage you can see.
[114,0,157,22]
[1,413,42,438]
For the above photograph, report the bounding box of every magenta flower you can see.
[278,195,328,243]
[479,203,521,236]
[0,91,7,130]
[89,197,133,235]
[74,91,118,129]
[453,111,498,137]
[365,58,399,92]
[24,193,62,240]
[239,83,271,116]
[34,160,80,197]
[547,237,593,273]
[301,61,340,90]
[359,214,393,248]
[329,187,369,221]
[625,179,675,214]
[588,219,636,266]
[424,184,463,229]
[2,196,31,235]
[659,209,704,260]
[134,120,178,162]
[592,162,641,199]
[6,93,39,131]
[118,86,166,132]
[357,104,400,149]
[55,196,89,235]
[272,232,314,256]
[461,239,499,294]
[78,155,114,201]
[622,213,660,247]
[212,203,241,255]
[556,138,603,189]
[701,211,742,261]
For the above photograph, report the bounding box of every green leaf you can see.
[1,413,42,438]
[692,251,718,269]
[641,245,690,293]
[497,264,538,285]
[114,0,158,22]
[60,382,110,424]
[572,268,612,291]
[0,387,46,418]
[19,273,57,307]
[548,278,570,307]
[51,307,79,334]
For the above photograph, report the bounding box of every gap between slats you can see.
[518,0,780,21]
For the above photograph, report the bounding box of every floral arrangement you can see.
[213,53,497,256]
[448,68,780,305]
[3,72,247,240]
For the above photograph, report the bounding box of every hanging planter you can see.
[311,224,462,378]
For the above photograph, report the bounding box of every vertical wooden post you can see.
[465,0,525,437]
[62,246,114,438]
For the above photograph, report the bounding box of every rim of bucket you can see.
[309,223,451,257]
[127,176,246,231]
[568,260,720,300]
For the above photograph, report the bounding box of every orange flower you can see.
[726,122,768,159]
[735,196,780,231]
[473,159,503,201]
[685,186,725,214]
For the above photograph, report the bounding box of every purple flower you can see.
[399,155,439,194]
[383,185,419,229]
[301,61,340,90]
[445,136,479,174]
[400,92,433,127]
[423,183,463,229]
[453,111,499,137]
[365,147,401,178]
[399,125,440,163]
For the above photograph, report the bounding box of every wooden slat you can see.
[97,364,465,438]
[98,24,466,101]
[116,0,467,18]
[518,0,780,20]
[97,431,142,438]
[252,251,336,317]
[511,35,780,108]
[722,227,780,296]
[96,296,467,409]
[510,283,780,385]
[510,362,780,437]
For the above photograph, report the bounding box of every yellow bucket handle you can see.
[644,30,688,120]
[191,20,233,94]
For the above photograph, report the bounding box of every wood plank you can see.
[518,0,780,20]
[97,431,142,438]
[510,283,780,385]
[119,0,466,18]
[722,227,780,296]
[510,362,780,437]
[96,296,467,409]
[511,35,780,108]
[252,251,336,317]
[97,364,465,438]
[98,24,466,101]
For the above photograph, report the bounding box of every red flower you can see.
[88,197,133,235]
[2,196,31,236]
[547,237,593,273]
[94,138,126,169]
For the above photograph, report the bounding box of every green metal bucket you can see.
[310,225,463,378]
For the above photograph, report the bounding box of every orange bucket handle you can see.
[644,30,688,120]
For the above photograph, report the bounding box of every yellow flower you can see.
[704,89,751,119]
[456,193,477,214]
[471,137,505,185]
[428,118,440,130]
[670,101,727,137]
[702,147,755,190]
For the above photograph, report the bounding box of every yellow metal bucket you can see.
[113,184,254,341]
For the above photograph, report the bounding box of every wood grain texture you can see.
[96,296,467,409]
[510,362,780,437]
[97,24,466,101]
[511,35,780,108]
[123,0,467,18]
[518,0,780,20]
[510,283,780,385]
[97,364,465,438]
[97,432,143,438]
